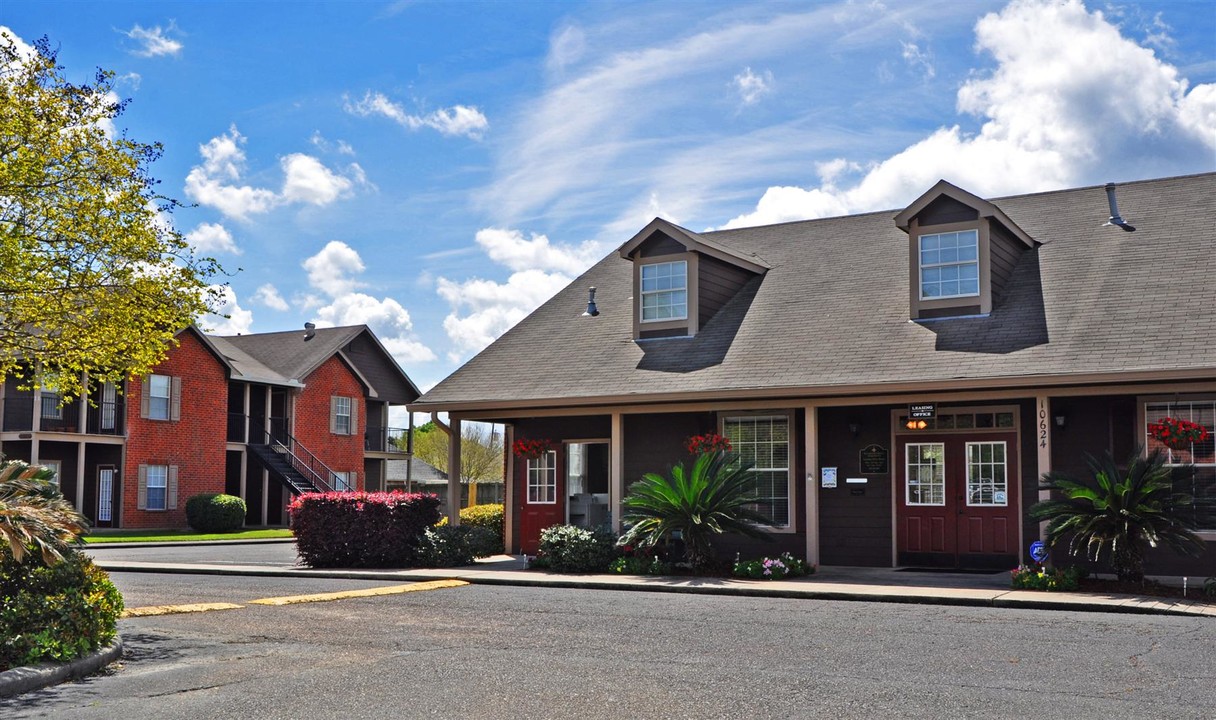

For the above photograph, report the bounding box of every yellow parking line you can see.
[247,579,468,606]
[122,602,244,618]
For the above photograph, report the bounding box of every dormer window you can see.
[895,180,1037,321]
[640,260,688,322]
[919,229,979,300]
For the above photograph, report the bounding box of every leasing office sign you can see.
[908,403,936,419]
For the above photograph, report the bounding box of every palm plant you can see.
[619,450,775,570]
[1030,449,1214,583]
[0,460,89,564]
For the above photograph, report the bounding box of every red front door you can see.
[517,450,563,555]
[896,431,1019,568]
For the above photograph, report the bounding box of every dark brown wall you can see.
[635,233,685,258]
[698,256,753,329]
[817,406,893,567]
[622,412,711,484]
[989,223,1025,304]
[918,196,978,226]
[343,334,418,405]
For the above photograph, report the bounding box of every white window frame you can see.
[905,443,946,506]
[965,441,1008,507]
[332,471,353,492]
[919,229,979,300]
[148,374,172,421]
[527,451,557,504]
[639,260,688,323]
[1143,398,1215,533]
[42,459,61,488]
[722,413,793,529]
[40,391,62,420]
[334,396,352,436]
[146,464,168,511]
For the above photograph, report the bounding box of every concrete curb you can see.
[0,638,123,699]
[95,562,1216,618]
[85,538,295,549]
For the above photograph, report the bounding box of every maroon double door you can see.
[895,430,1020,569]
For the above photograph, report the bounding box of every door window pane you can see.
[528,451,557,504]
[966,441,1007,506]
[906,443,945,505]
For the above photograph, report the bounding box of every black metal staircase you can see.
[245,419,341,496]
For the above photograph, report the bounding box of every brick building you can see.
[0,324,420,529]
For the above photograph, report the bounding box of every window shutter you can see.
[167,466,179,509]
[137,464,148,510]
[140,377,150,418]
[351,399,358,437]
[351,471,358,491]
[170,377,182,421]
[330,396,338,434]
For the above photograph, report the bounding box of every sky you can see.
[4,0,1215,411]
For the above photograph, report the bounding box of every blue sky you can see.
[4,0,1215,400]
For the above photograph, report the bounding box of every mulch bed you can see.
[1078,577,1215,603]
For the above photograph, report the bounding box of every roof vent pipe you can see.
[582,287,600,317]
[304,322,316,341]
[1103,183,1136,232]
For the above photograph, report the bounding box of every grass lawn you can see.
[84,528,294,543]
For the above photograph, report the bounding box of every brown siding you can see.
[698,255,753,329]
[918,196,979,226]
[343,335,418,405]
[989,223,1025,304]
[639,327,688,340]
[817,406,893,567]
[920,305,981,319]
[635,232,685,258]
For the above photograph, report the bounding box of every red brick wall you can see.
[293,355,366,490]
[122,330,229,528]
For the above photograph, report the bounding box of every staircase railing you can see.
[248,418,339,493]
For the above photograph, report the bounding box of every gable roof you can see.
[386,457,447,483]
[619,217,770,273]
[211,325,421,402]
[894,179,1035,248]
[413,173,1216,413]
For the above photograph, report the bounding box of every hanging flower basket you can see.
[512,438,553,460]
[685,432,732,455]
[1147,417,1210,450]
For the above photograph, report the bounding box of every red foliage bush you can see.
[289,491,441,568]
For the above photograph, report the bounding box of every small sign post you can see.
[1029,540,1049,565]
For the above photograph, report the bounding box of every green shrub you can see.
[733,552,814,580]
[536,524,618,573]
[414,525,503,568]
[1010,564,1084,592]
[608,555,671,576]
[185,493,247,533]
[1204,577,1216,598]
[0,548,123,671]
[460,504,504,553]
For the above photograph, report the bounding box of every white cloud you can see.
[344,91,489,139]
[310,130,356,155]
[184,126,361,221]
[302,240,365,297]
[185,222,240,255]
[733,67,773,105]
[251,284,289,311]
[125,23,183,58]
[720,0,1216,229]
[900,41,935,80]
[301,242,436,364]
[437,269,573,361]
[547,24,587,73]
[201,285,253,335]
[473,228,603,275]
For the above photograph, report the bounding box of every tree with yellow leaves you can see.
[0,33,222,400]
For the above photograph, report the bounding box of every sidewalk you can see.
[90,549,1216,618]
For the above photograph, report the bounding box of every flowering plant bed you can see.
[685,432,732,455]
[733,552,814,580]
[1010,564,1082,592]
[512,437,553,459]
[1147,416,1210,450]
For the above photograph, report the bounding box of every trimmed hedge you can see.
[185,493,247,533]
[459,504,504,554]
[0,548,123,671]
[289,491,441,568]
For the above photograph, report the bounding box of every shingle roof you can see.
[414,173,1216,411]
[386,458,447,482]
[217,326,365,384]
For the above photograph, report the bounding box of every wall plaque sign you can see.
[909,403,936,419]
[859,444,888,474]
[821,467,838,489]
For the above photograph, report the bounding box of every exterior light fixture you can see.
[848,422,860,437]
[1054,414,1066,429]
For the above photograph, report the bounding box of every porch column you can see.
[804,403,820,567]
[1035,394,1052,545]
[610,412,624,533]
[239,451,248,514]
[75,442,86,513]
[243,384,251,442]
[503,424,514,553]
[79,380,89,434]
[447,417,462,525]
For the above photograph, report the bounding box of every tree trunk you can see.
[1111,543,1144,584]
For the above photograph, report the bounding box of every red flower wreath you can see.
[1148,417,1210,451]
[686,432,733,455]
